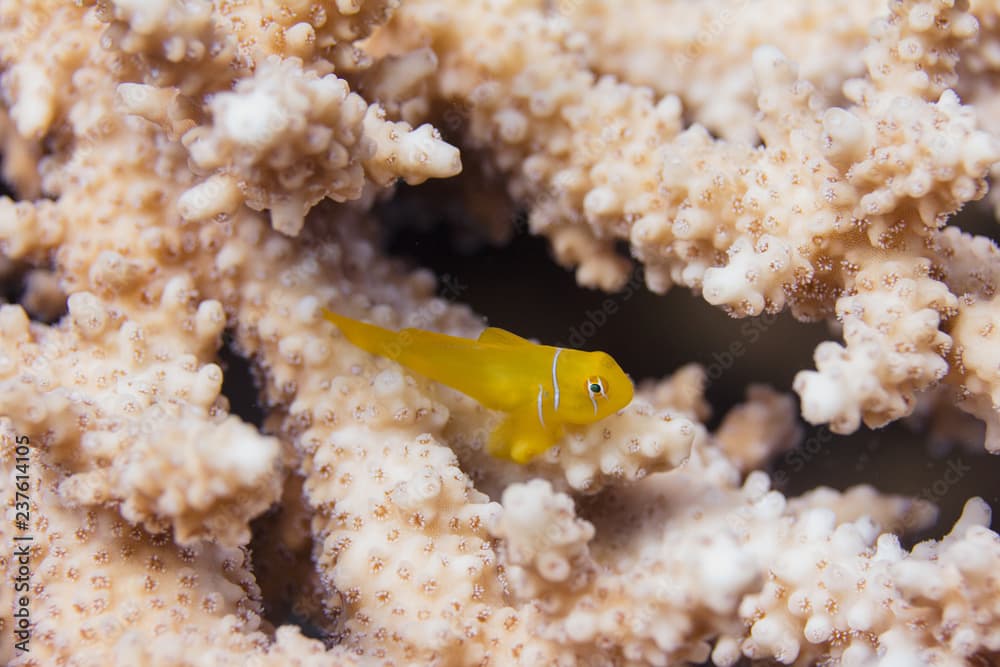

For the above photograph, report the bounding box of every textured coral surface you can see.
[2,1,1000,666]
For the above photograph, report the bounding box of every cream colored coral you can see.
[794,255,956,433]
[0,198,62,264]
[714,384,801,472]
[787,484,938,532]
[0,2,91,140]
[487,444,973,666]
[558,0,881,143]
[936,226,1000,450]
[0,72,819,663]
[354,48,438,125]
[2,0,1000,666]
[562,0,1000,146]
[890,498,1000,660]
[0,109,40,197]
[532,381,697,492]
[865,0,980,97]
[86,0,400,91]
[0,426,354,667]
[90,0,460,235]
[0,291,282,546]
[1,9,492,654]
[88,0,226,93]
[171,55,457,234]
[491,479,595,598]
[370,0,675,291]
[223,0,403,63]
[733,497,999,666]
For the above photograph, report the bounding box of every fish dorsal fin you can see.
[477,327,533,347]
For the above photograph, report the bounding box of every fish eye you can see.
[587,377,606,396]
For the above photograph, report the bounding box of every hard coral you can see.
[95,0,460,235]
[1,0,999,666]
[0,291,282,547]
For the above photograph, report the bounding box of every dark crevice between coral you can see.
[378,159,516,252]
[773,419,1000,541]
[379,182,484,252]
[0,260,66,323]
[612,238,633,262]
[694,655,754,667]
[218,330,266,429]
[0,174,13,200]
[0,150,14,196]
[249,476,338,644]
[219,330,343,642]
[0,158,19,304]
[430,98,474,149]
[1,154,67,323]
[0,259,25,304]
[951,197,1000,243]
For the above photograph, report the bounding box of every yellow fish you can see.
[322,309,634,463]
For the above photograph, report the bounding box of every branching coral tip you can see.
[322,309,634,462]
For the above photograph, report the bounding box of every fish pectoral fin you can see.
[477,327,534,347]
[488,407,556,464]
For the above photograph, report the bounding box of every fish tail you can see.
[321,309,401,359]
